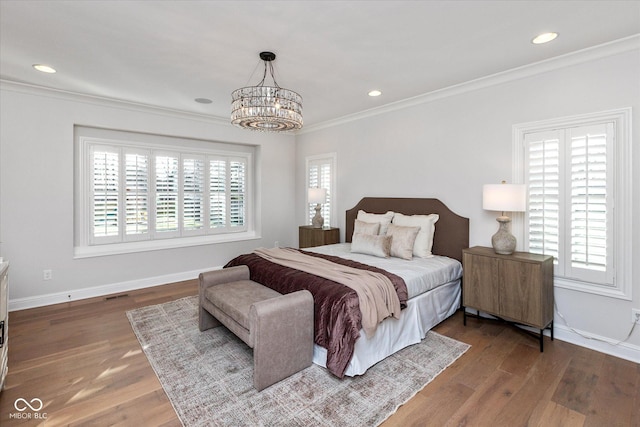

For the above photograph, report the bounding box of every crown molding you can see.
[0,79,231,127]
[2,34,638,135]
[299,34,640,135]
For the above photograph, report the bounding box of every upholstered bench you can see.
[198,265,314,391]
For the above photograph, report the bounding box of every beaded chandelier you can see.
[231,51,303,132]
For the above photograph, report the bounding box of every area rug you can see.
[127,296,469,427]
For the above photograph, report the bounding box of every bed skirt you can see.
[312,279,461,376]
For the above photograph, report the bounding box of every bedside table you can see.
[462,246,554,351]
[299,226,340,248]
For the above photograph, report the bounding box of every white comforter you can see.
[306,243,463,299]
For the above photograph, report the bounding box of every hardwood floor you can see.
[1,282,638,426]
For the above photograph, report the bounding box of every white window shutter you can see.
[229,159,246,229]
[566,123,613,284]
[82,135,252,251]
[155,154,179,234]
[183,156,205,232]
[91,146,120,242]
[523,122,615,287]
[514,108,630,299]
[124,150,149,238]
[525,131,562,272]
[209,159,226,229]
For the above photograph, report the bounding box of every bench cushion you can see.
[204,280,282,330]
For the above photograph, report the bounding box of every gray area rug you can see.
[127,296,469,427]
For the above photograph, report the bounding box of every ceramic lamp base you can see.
[491,216,516,255]
[311,204,324,228]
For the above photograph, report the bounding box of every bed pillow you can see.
[350,232,391,258]
[392,213,439,258]
[353,219,381,236]
[386,224,420,260]
[356,210,395,235]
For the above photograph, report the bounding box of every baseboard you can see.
[553,323,640,364]
[8,266,222,311]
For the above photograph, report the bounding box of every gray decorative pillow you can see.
[386,224,420,260]
[351,232,391,258]
[353,219,381,236]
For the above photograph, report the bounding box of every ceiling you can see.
[1,1,639,128]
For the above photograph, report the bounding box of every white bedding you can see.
[306,243,463,376]
[307,243,463,298]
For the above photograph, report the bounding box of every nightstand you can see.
[462,246,554,351]
[299,226,340,248]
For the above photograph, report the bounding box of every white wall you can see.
[0,84,297,308]
[295,44,640,361]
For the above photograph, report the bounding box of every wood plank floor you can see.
[1,281,638,426]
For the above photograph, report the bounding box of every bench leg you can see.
[199,306,221,332]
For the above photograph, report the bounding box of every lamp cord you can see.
[554,301,637,346]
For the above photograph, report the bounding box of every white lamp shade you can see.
[483,183,526,212]
[308,187,327,204]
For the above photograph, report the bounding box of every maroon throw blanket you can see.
[224,249,407,378]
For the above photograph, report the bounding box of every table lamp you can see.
[308,188,327,228]
[483,181,526,255]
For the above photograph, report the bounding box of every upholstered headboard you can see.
[345,197,469,262]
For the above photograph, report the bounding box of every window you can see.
[306,153,336,226]
[513,108,632,300]
[75,127,255,257]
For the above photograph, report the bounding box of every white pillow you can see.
[356,210,395,235]
[386,224,420,260]
[351,233,391,258]
[353,219,381,236]
[392,213,439,258]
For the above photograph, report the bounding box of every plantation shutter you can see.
[84,138,251,247]
[124,150,149,238]
[525,131,562,271]
[183,156,205,232]
[523,123,614,286]
[229,159,246,229]
[566,123,613,284]
[155,154,179,235]
[209,159,226,229]
[91,146,120,243]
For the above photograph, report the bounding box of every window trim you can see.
[75,133,257,259]
[512,108,632,300]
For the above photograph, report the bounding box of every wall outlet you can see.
[43,269,52,280]
[632,308,640,324]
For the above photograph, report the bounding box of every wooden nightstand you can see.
[462,246,554,351]
[299,226,340,248]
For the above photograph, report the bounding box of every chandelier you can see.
[231,51,303,132]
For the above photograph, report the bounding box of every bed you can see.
[225,197,469,378]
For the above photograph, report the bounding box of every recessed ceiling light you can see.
[368,90,382,97]
[33,64,56,73]
[195,98,212,104]
[532,32,558,44]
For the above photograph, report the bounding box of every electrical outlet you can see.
[43,269,52,280]
[632,308,640,324]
